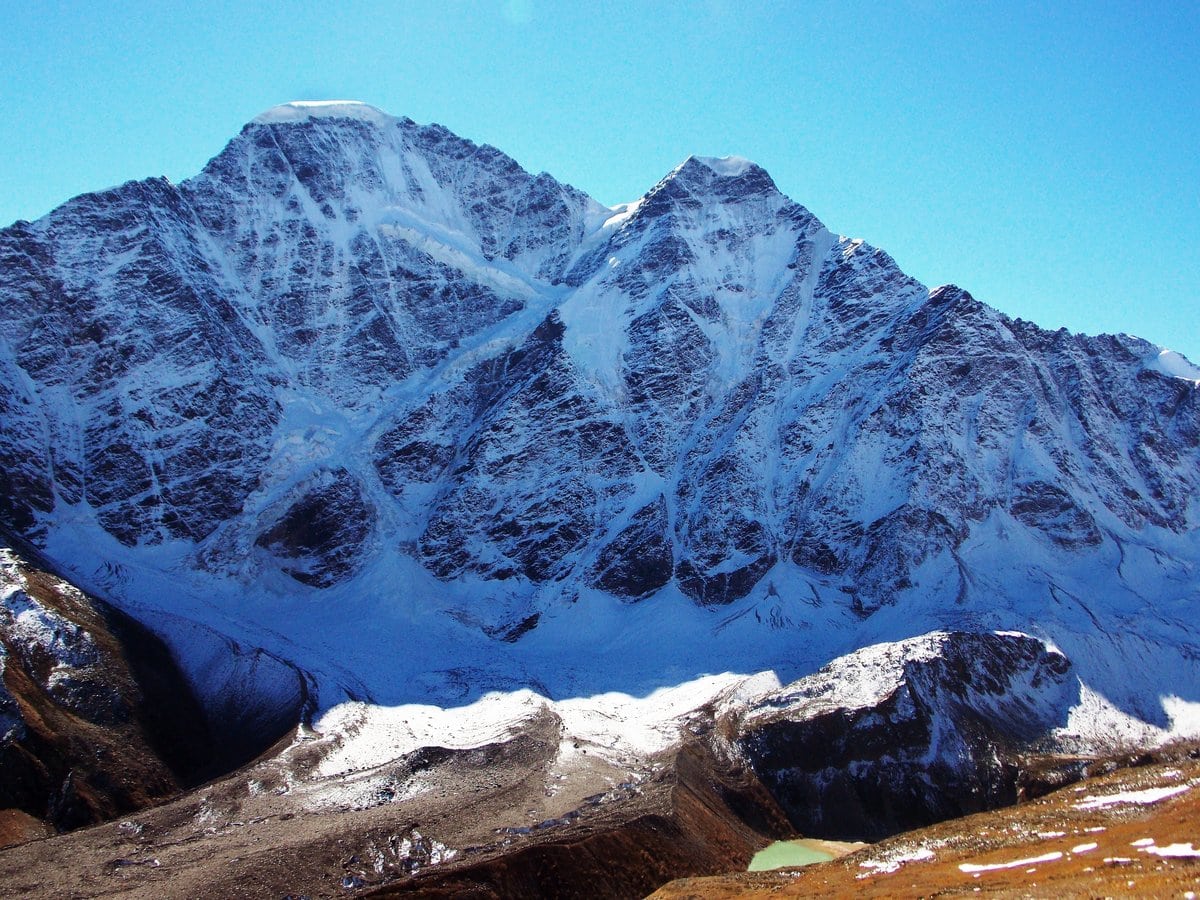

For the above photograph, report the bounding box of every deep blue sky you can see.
[3,1,1197,360]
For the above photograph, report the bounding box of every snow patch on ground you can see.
[1054,682,1171,748]
[958,850,1063,873]
[313,670,781,778]
[857,845,936,877]
[314,690,550,777]
[1142,842,1200,858]
[1073,783,1191,809]
[1162,695,1200,736]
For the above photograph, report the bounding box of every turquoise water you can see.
[747,840,835,871]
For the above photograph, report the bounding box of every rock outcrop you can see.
[734,632,1076,839]
[0,537,209,834]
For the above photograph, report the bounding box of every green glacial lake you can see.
[747,839,835,871]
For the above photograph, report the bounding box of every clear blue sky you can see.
[3,1,1197,361]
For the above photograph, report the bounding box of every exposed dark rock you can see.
[1011,480,1102,547]
[588,497,674,600]
[0,537,232,837]
[736,632,1076,840]
[255,468,374,587]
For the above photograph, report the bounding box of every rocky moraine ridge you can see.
[0,101,1197,895]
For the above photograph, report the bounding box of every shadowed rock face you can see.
[255,467,374,587]
[588,496,673,600]
[0,108,1196,625]
[0,539,210,833]
[0,533,309,841]
[734,632,1076,840]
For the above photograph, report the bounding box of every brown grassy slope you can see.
[650,746,1200,899]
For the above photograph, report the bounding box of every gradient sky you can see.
[3,1,1197,360]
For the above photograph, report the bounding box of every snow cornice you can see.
[251,101,398,128]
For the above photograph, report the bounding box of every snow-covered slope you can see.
[0,101,1197,766]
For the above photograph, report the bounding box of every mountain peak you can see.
[250,100,397,127]
[688,154,757,177]
[647,154,780,206]
[671,153,772,183]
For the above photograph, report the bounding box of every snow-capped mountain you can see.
[0,101,1198,817]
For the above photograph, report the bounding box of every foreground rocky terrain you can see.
[0,101,1197,895]
[2,714,1198,898]
[0,628,1183,898]
[0,708,791,898]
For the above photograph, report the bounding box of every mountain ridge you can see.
[0,102,1196,765]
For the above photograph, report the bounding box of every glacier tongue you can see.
[0,103,1198,768]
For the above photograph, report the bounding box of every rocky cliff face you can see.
[2,104,1195,625]
[734,632,1076,839]
[0,101,1196,782]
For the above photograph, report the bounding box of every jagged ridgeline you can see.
[2,102,1196,614]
